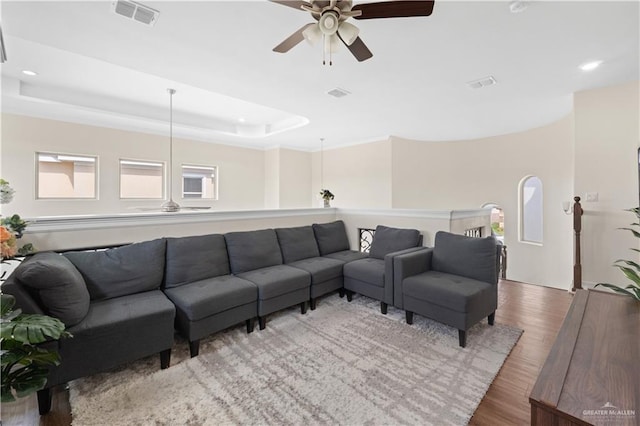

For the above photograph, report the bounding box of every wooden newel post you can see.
[572,196,583,292]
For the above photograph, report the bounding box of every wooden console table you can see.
[529,289,639,425]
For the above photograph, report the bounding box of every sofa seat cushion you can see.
[225,229,283,274]
[276,226,320,263]
[165,234,230,289]
[312,221,351,255]
[67,290,175,337]
[238,265,310,300]
[343,258,385,287]
[369,225,421,260]
[14,252,90,327]
[287,257,344,284]
[402,271,495,313]
[323,250,368,264]
[64,239,166,301]
[164,275,257,321]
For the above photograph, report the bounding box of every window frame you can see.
[519,175,544,245]
[118,158,165,200]
[181,164,218,200]
[35,151,99,200]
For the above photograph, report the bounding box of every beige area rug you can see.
[69,294,522,426]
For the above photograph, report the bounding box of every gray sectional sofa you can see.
[2,221,498,416]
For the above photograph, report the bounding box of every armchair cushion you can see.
[14,252,90,326]
[431,231,498,284]
[275,226,320,263]
[312,221,351,255]
[403,270,495,313]
[164,234,230,289]
[369,225,421,260]
[63,239,166,301]
[225,229,283,274]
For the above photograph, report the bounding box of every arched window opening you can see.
[519,176,543,244]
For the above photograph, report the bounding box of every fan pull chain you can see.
[322,35,326,65]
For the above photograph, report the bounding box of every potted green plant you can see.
[1,293,71,402]
[595,207,640,301]
[320,189,334,208]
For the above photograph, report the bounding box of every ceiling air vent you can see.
[112,0,159,26]
[467,76,497,89]
[327,88,351,98]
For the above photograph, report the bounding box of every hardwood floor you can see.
[1,280,573,426]
[470,280,574,425]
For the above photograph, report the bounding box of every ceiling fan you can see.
[270,0,435,65]
[136,88,211,213]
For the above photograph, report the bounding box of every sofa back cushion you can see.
[432,231,498,284]
[225,229,283,274]
[64,239,166,301]
[369,225,421,260]
[13,251,90,326]
[312,220,350,256]
[275,226,320,263]
[164,234,230,289]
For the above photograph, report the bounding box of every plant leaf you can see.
[614,259,640,273]
[595,283,639,299]
[0,314,68,344]
[619,227,640,239]
[614,265,640,287]
[0,294,16,317]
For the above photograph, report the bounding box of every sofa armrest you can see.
[392,248,433,309]
[383,247,428,305]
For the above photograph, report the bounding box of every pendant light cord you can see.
[167,88,175,202]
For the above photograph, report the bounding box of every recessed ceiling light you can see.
[509,1,529,13]
[238,117,246,123]
[579,61,603,72]
[22,70,38,76]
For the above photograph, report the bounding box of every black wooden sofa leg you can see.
[346,291,353,302]
[160,348,172,368]
[339,289,345,298]
[246,318,255,333]
[488,312,495,326]
[300,301,308,314]
[380,302,388,315]
[189,341,200,358]
[37,387,52,415]
[458,330,467,348]
[405,311,414,324]
[258,316,266,330]
[310,298,317,310]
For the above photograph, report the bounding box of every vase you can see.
[324,199,330,208]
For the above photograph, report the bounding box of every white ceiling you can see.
[1,0,638,151]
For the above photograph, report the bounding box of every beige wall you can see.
[574,80,640,286]
[314,139,393,209]
[389,116,575,288]
[2,81,638,291]
[1,114,265,216]
[264,147,312,209]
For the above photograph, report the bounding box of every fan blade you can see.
[339,35,373,62]
[273,23,315,53]
[352,1,435,19]
[269,0,312,12]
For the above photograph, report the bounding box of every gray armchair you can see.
[343,225,423,314]
[393,231,500,347]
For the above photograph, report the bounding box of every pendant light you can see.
[161,88,180,212]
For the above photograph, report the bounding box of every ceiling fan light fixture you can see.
[319,12,340,35]
[302,23,322,45]
[337,22,359,46]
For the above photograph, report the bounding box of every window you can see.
[37,152,97,199]
[119,159,164,199]
[520,176,543,244]
[182,165,217,199]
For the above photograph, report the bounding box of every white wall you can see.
[1,114,265,217]
[574,80,640,286]
[264,147,312,209]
